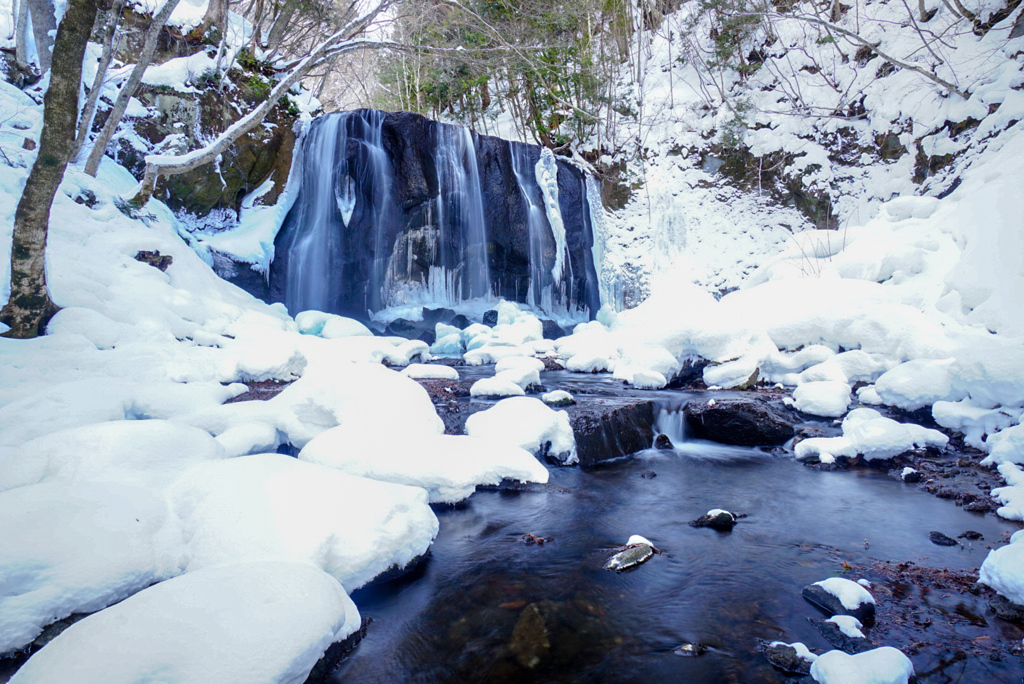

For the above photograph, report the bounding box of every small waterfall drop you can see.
[509,142,551,310]
[434,124,490,300]
[281,115,347,316]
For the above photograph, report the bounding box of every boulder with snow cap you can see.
[802,578,876,625]
[808,646,914,684]
[683,397,796,446]
[689,508,741,531]
[758,639,817,675]
[809,616,876,654]
[466,397,578,465]
[603,534,660,571]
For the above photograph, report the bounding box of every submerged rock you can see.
[989,594,1024,623]
[929,530,958,546]
[673,642,708,657]
[758,639,817,675]
[603,535,660,572]
[683,397,796,446]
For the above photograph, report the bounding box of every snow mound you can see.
[8,562,360,684]
[795,408,948,462]
[401,363,459,380]
[168,453,438,589]
[992,463,1024,522]
[826,615,866,639]
[0,482,182,655]
[465,397,577,465]
[295,310,373,338]
[809,647,914,684]
[0,420,224,493]
[980,529,1024,605]
[299,429,548,504]
[470,376,526,398]
[793,381,852,417]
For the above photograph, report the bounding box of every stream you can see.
[333,369,1024,683]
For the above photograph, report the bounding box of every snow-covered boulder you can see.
[299,429,548,504]
[470,376,526,398]
[465,397,577,465]
[809,646,914,684]
[795,408,947,462]
[295,310,372,338]
[0,482,182,654]
[980,529,1024,605]
[401,363,460,381]
[793,380,851,417]
[8,562,360,684]
[168,454,438,589]
[802,577,876,623]
[0,420,224,493]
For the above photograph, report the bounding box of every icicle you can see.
[535,148,568,285]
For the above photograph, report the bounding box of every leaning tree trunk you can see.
[26,0,56,73]
[1,0,99,339]
[83,0,180,178]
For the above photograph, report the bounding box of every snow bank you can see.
[8,562,360,684]
[465,397,578,465]
[0,482,182,654]
[169,453,438,590]
[0,420,224,493]
[295,310,372,338]
[980,529,1024,605]
[299,429,548,504]
[795,409,948,462]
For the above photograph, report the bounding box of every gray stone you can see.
[683,397,796,446]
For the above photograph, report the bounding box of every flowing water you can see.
[332,372,1023,683]
[434,125,490,300]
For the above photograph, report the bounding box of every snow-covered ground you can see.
[2,0,1024,679]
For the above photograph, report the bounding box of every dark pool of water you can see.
[335,447,1023,683]
[333,367,1023,682]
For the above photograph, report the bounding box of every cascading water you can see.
[271,109,605,319]
[434,124,490,300]
[279,115,347,316]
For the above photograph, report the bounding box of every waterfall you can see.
[280,115,347,316]
[271,109,605,320]
[434,124,490,300]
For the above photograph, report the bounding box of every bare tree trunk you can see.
[1,0,99,339]
[83,0,181,177]
[71,0,123,163]
[202,0,228,33]
[26,0,56,73]
[266,0,300,52]
[14,0,32,70]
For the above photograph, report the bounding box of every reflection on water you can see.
[335,453,1022,683]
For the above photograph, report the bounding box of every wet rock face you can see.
[683,397,797,447]
[564,400,656,465]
